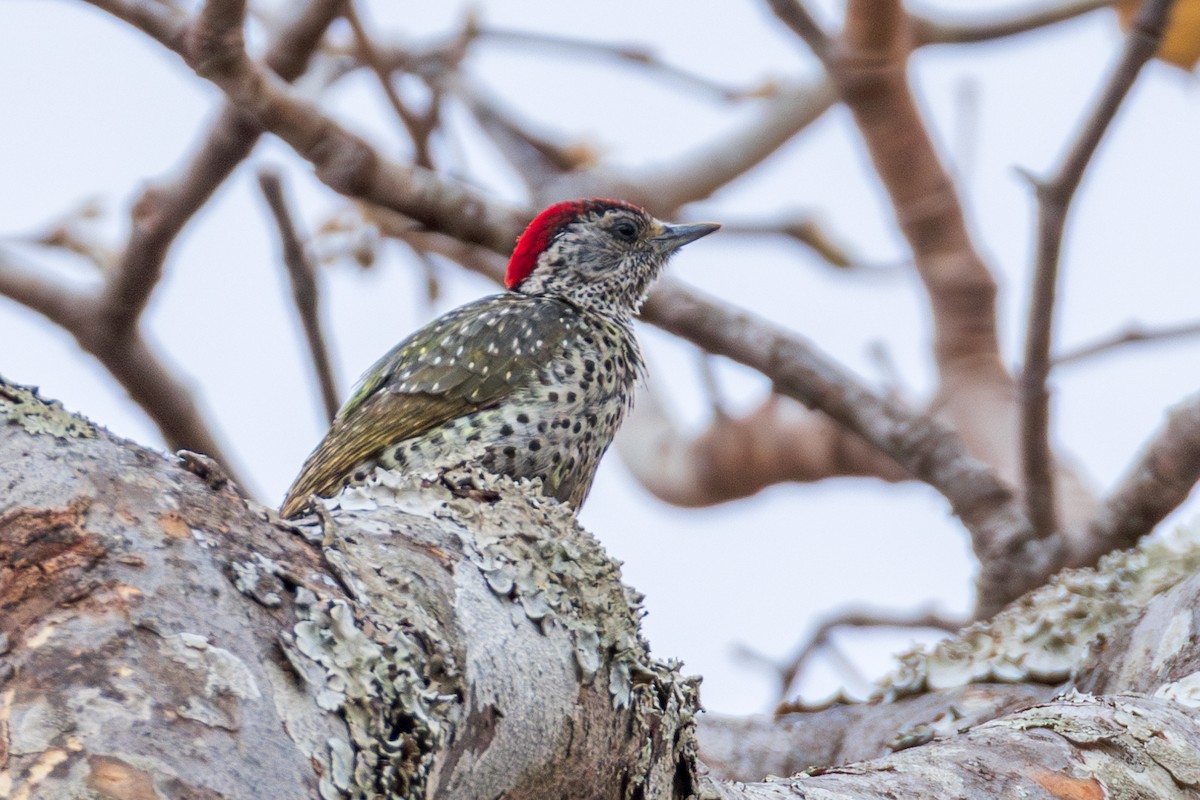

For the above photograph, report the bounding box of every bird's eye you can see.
[613,221,638,241]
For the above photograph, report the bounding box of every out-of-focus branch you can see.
[617,390,908,507]
[35,0,347,474]
[1082,392,1200,564]
[765,0,830,61]
[475,25,747,101]
[0,251,90,327]
[97,0,343,333]
[257,169,340,424]
[1055,319,1200,366]
[0,248,242,485]
[911,0,1117,46]
[642,279,1051,619]
[344,0,437,168]
[735,605,964,706]
[638,79,838,212]
[1020,0,1175,539]
[718,215,857,269]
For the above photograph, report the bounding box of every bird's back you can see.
[280,293,642,516]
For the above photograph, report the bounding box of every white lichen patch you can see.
[320,465,453,520]
[879,519,1200,700]
[284,572,461,800]
[0,380,96,440]
[158,632,261,730]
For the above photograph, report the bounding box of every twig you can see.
[1054,319,1200,366]
[911,0,1117,47]
[717,216,856,269]
[1082,392,1200,564]
[735,606,964,703]
[1019,0,1175,539]
[257,169,340,424]
[475,25,747,101]
[696,352,730,421]
[344,0,436,168]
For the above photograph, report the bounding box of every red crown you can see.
[506,199,644,289]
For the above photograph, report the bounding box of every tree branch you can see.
[641,279,1051,618]
[1020,0,1176,539]
[256,168,340,424]
[617,389,909,507]
[1054,318,1200,366]
[1083,392,1200,564]
[911,0,1117,47]
[97,0,345,334]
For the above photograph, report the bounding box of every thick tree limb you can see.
[0,379,697,799]
[1020,0,1175,539]
[4,379,1200,798]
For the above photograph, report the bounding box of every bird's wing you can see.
[280,294,579,517]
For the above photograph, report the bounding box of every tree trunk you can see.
[2,376,1200,799]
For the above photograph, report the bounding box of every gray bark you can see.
[3,376,1200,799]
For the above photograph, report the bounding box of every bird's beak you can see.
[652,221,721,253]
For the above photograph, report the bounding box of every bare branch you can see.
[476,25,746,101]
[0,248,245,487]
[0,249,93,328]
[765,0,831,62]
[97,0,345,333]
[641,279,1052,618]
[718,214,857,269]
[1054,319,1200,366]
[617,390,909,507]
[638,79,838,211]
[1020,0,1175,539]
[736,605,964,705]
[344,0,436,167]
[257,168,340,424]
[90,0,530,252]
[1082,392,1200,563]
[912,0,1117,47]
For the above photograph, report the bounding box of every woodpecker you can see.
[280,199,719,518]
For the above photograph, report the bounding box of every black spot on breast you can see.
[548,391,559,401]
[354,470,366,482]
[573,421,582,433]
[538,421,548,433]
[517,413,530,424]
[567,392,577,402]
[393,448,407,466]
[529,440,542,451]
[500,423,514,436]
[503,445,516,458]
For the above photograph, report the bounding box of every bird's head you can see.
[505,199,719,316]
